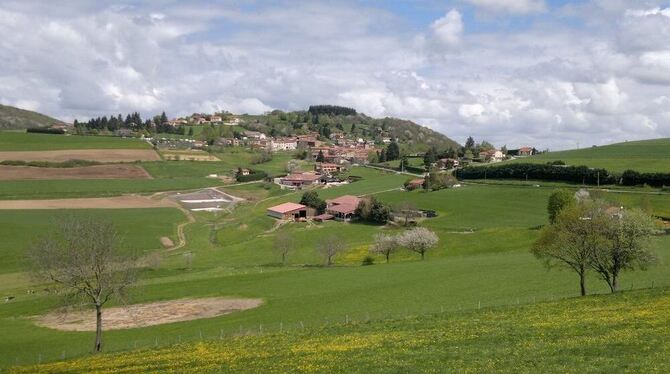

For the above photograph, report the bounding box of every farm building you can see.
[267,202,310,220]
[279,172,323,188]
[315,163,343,174]
[326,195,361,221]
[406,179,425,190]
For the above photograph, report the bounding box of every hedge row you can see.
[26,127,65,134]
[237,171,268,182]
[456,163,615,185]
[0,159,100,168]
[457,163,670,187]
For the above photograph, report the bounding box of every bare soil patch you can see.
[0,195,176,210]
[34,298,263,331]
[0,149,160,163]
[0,164,152,180]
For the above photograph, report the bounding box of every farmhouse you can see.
[326,195,361,221]
[406,179,425,190]
[267,202,309,220]
[279,172,323,188]
[315,162,343,174]
[270,137,298,152]
[438,158,459,169]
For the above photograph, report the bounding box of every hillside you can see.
[13,288,670,373]
[508,138,670,173]
[237,106,460,152]
[0,104,63,130]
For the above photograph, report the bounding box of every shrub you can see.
[26,127,65,135]
[361,256,375,266]
[457,163,614,185]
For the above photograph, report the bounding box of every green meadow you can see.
[14,288,670,373]
[0,131,151,151]
[1,167,669,370]
[507,138,670,173]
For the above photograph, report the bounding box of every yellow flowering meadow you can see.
[11,288,670,373]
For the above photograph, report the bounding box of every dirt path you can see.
[34,298,263,331]
[0,195,178,210]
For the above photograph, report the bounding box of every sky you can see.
[1,0,670,150]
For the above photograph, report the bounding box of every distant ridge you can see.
[0,104,64,130]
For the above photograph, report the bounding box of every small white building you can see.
[270,138,298,152]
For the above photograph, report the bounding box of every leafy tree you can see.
[386,141,400,161]
[589,207,657,293]
[464,136,475,151]
[423,148,437,167]
[300,191,326,214]
[355,196,390,224]
[532,204,605,296]
[379,149,387,162]
[547,189,576,224]
[27,216,138,352]
[397,227,439,260]
[370,233,399,263]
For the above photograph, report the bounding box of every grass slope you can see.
[0,104,63,130]
[509,138,670,173]
[12,288,670,373]
[0,132,150,151]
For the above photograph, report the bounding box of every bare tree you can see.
[394,201,418,226]
[27,216,138,353]
[317,235,345,266]
[532,204,606,296]
[369,233,399,263]
[589,207,657,293]
[397,227,439,260]
[274,231,293,265]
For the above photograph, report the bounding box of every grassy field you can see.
[0,132,151,151]
[0,208,185,274]
[1,168,669,370]
[507,138,670,173]
[13,287,669,373]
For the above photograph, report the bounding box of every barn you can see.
[267,202,309,220]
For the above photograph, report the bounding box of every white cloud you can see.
[0,1,669,150]
[466,0,546,14]
[430,9,463,46]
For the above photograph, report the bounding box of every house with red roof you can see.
[267,202,310,220]
[326,195,361,221]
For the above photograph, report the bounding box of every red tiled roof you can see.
[327,203,357,214]
[326,195,360,206]
[282,173,322,182]
[267,202,306,214]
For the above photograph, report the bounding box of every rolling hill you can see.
[508,138,670,173]
[0,104,63,130]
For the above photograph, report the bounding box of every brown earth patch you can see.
[0,149,160,163]
[34,298,263,331]
[160,236,175,248]
[0,195,177,210]
[0,164,152,180]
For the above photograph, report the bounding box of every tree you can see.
[589,207,657,293]
[370,233,398,263]
[464,136,475,151]
[316,150,325,162]
[27,216,138,353]
[317,235,345,266]
[547,189,576,224]
[394,201,418,226]
[379,148,387,162]
[274,231,293,265]
[386,141,400,161]
[398,227,439,260]
[423,148,437,167]
[356,196,391,224]
[532,204,606,296]
[300,191,326,214]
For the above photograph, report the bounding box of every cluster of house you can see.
[266,195,361,222]
[168,114,241,126]
[275,163,347,189]
[152,138,208,150]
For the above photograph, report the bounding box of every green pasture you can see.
[0,208,185,275]
[0,132,150,151]
[507,138,670,173]
[1,168,669,369]
[15,288,670,373]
